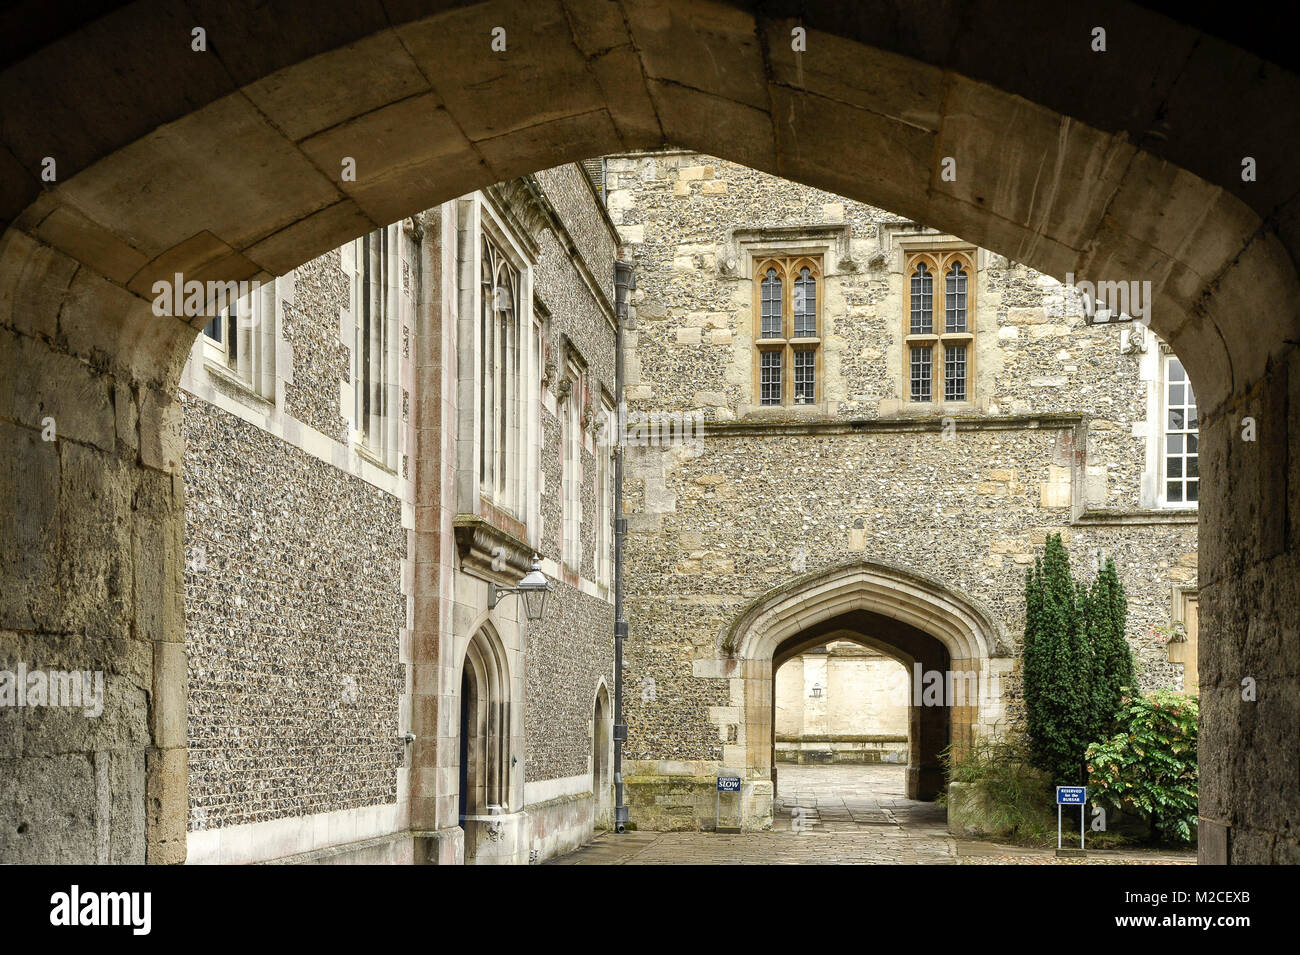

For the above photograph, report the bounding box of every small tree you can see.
[1086,690,1198,844]
[1023,534,1094,784]
[1086,557,1134,744]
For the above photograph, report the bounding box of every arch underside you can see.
[3,1,1297,414]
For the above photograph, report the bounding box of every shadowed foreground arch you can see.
[1,0,1296,863]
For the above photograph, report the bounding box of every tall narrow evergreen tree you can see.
[1086,556,1135,743]
[1022,534,1094,784]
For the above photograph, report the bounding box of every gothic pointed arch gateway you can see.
[702,561,1009,828]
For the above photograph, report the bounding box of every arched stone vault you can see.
[1,0,1296,863]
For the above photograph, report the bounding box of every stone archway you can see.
[717,561,1007,827]
[457,623,512,863]
[772,623,950,804]
[2,0,1297,863]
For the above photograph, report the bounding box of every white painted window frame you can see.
[1137,330,1199,510]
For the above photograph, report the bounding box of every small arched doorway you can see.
[456,625,511,861]
[592,684,612,827]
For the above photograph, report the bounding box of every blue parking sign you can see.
[1056,786,1086,805]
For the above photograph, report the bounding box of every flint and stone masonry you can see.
[170,164,618,864]
[4,4,1299,864]
[607,152,1199,831]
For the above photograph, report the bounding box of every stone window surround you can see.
[724,226,851,420]
[890,230,980,415]
[455,194,538,534]
[343,225,404,474]
[751,253,825,407]
[560,356,585,571]
[198,279,277,401]
[479,228,526,519]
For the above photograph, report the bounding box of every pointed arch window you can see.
[753,255,823,407]
[480,234,523,514]
[905,250,975,405]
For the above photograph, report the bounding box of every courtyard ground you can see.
[550,764,1196,865]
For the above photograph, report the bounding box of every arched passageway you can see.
[2,1,1296,863]
[711,561,1005,828]
[773,615,952,802]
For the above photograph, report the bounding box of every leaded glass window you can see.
[910,263,933,334]
[761,268,782,338]
[760,350,783,405]
[944,343,967,401]
[794,350,815,404]
[753,256,822,406]
[794,268,816,337]
[945,262,967,333]
[905,251,974,405]
[910,346,932,402]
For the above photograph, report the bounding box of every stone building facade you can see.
[605,151,1200,831]
[177,163,618,864]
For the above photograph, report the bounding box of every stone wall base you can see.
[413,827,465,865]
[775,741,908,764]
[625,773,774,831]
[260,832,415,865]
[524,793,596,863]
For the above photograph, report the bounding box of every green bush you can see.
[943,736,1056,846]
[1086,690,1198,845]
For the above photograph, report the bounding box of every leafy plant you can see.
[1086,690,1198,844]
[943,736,1056,846]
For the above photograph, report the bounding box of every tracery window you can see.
[905,251,975,404]
[480,234,523,513]
[753,256,823,407]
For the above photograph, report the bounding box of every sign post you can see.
[716,775,741,834]
[1055,785,1087,857]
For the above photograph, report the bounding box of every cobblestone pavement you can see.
[549,764,1196,865]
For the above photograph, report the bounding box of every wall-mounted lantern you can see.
[809,683,823,699]
[489,554,554,623]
